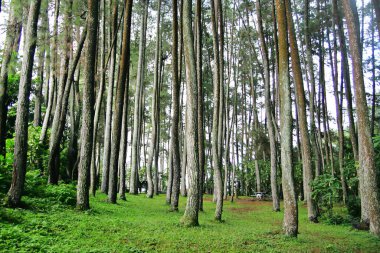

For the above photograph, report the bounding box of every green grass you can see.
[1,193,379,252]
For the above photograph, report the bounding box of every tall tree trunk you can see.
[7,0,42,207]
[275,0,298,237]
[196,0,204,212]
[371,5,376,137]
[76,0,98,210]
[304,0,321,177]
[40,0,60,143]
[170,0,181,210]
[146,0,162,199]
[285,0,317,222]
[90,0,107,196]
[102,0,118,194]
[181,0,199,227]
[342,0,380,236]
[0,2,22,156]
[33,3,48,127]
[333,0,358,161]
[130,0,148,195]
[108,0,133,202]
[211,0,224,222]
[47,0,73,185]
[330,5,347,204]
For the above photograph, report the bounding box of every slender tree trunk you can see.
[181,0,199,227]
[371,6,376,137]
[76,0,98,210]
[130,0,148,195]
[330,5,347,204]
[333,0,359,161]
[33,4,48,127]
[285,0,317,222]
[211,0,224,222]
[7,0,42,207]
[275,0,298,237]
[90,0,106,196]
[170,0,181,210]
[342,0,380,236]
[108,0,133,202]
[40,0,60,143]
[101,0,118,194]
[304,0,322,177]
[0,2,22,156]
[48,0,73,185]
[196,0,204,212]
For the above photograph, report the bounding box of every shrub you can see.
[45,183,76,206]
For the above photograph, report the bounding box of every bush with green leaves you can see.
[311,174,341,213]
[0,138,15,195]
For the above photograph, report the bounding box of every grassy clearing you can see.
[1,193,379,252]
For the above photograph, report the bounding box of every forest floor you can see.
[1,190,380,252]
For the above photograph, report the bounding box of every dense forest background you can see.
[0,0,380,247]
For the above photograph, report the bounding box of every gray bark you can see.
[76,0,98,210]
[7,0,42,207]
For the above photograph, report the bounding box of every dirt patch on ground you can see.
[203,197,273,213]
[229,206,256,213]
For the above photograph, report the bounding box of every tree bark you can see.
[211,0,224,222]
[76,0,98,210]
[0,1,23,156]
[170,0,181,210]
[108,0,133,202]
[7,0,42,207]
[33,3,48,127]
[47,0,73,185]
[181,0,199,227]
[130,0,148,195]
[342,0,380,236]
[285,0,317,222]
[90,0,106,196]
[40,0,60,144]
[275,0,298,237]
[101,0,118,194]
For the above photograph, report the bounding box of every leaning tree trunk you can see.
[76,0,98,211]
[181,0,200,227]
[0,2,22,156]
[275,0,298,237]
[47,0,73,185]
[342,0,380,237]
[7,0,42,207]
[285,0,317,222]
[108,0,133,203]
